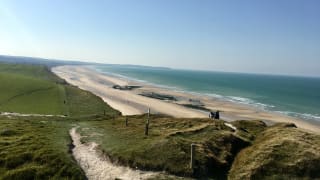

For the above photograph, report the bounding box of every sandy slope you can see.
[52,65,320,133]
[70,127,158,180]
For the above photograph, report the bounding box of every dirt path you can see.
[69,127,159,180]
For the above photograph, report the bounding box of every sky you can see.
[0,0,320,77]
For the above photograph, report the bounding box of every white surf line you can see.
[70,127,158,180]
[0,112,65,117]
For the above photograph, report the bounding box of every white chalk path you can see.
[70,127,158,180]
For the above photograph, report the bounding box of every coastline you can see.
[52,65,320,134]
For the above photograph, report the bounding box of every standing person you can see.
[209,111,215,119]
[214,111,220,119]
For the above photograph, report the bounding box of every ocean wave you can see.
[204,93,224,99]
[226,96,275,109]
[94,66,276,110]
[92,65,320,123]
[275,111,320,122]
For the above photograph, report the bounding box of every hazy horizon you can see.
[1,0,320,77]
[1,54,319,79]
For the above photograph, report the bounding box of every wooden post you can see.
[147,108,150,124]
[125,116,128,126]
[145,123,149,136]
[190,143,195,169]
[145,108,150,136]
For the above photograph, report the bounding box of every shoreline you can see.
[52,65,320,134]
[94,66,320,125]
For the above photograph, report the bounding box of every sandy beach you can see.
[52,65,320,133]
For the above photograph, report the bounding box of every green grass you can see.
[0,62,118,117]
[0,116,86,179]
[0,63,62,82]
[65,85,119,117]
[0,62,119,179]
[1,62,319,179]
[77,116,262,179]
[229,123,320,180]
[0,72,67,115]
[231,120,267,141]
[0,65,67,115]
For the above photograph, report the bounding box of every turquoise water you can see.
[94,65,320,124]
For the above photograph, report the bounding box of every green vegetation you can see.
[0,62,118,179]
[65,85,119,117]
[0,63,62,82]
[1,62,320,179]
[77,116,264,179]
[0,70,67,115]
[0,116,85,179]
[229,123,320,179]
[231,120,267,141]
[75,117,320,179]
[0,63,66,115]
[0,63,118,117]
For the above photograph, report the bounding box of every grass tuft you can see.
[229,123,320,179]
[0,129,18,136]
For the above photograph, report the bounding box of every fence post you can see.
[190,143,195,169]
[147,108,150,124]
[145,123,149,136]
[125,116,128,126]
[145,108,150,136]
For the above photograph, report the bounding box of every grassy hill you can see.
[0,72,68,115]
[77,117,267,179]
[229,123,320,179]
[75,116,320,179]
[1,62,319,179]
[0,63,118,117]
[0,116,86,179]
[0,64,67,115]
[0,63,58,80]
[0,62,118,179]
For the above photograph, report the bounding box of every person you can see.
[214,110,220,119]
[209,111,215,119]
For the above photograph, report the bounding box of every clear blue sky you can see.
[0,0,319,76]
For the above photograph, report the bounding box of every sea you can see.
[93,65,320,125]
